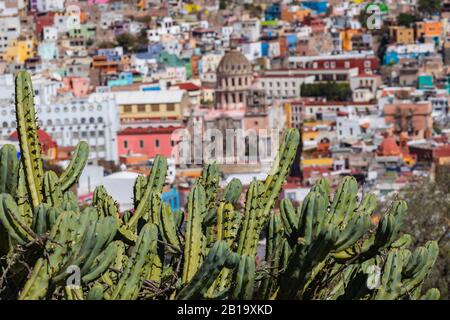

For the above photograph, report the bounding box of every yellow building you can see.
[115,90,190,122]
[389,26,415,45]
[2,36,36,64]
[302,158,333,167]
[184,3,201,13]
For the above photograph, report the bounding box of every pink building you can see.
[88,0,109,4]
[60,77,90,97]
[117,127,180,159]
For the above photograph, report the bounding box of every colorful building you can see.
[117,127,180,159]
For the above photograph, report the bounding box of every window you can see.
[98,117,103,123]
[151,105,160,112]
[155,139,160,148]
[81,131,87,138]
[139,140,144,148]
[89,117,95,124]
[138,105,146,112]
[90,131,96,138]
[123,105,132,113]
[166,104,175,111]
[123,140,128,148]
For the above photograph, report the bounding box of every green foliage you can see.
[0,72,441,300]
[418,0,442,17]
[397,13,418,27]
[301,82,352,102]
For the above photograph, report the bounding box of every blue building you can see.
[301,1,328,15]
[162,187,180,211]
[265,2,282,21]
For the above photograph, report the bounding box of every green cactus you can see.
[182,182,206,284]
[0,145,19,197]
[15,71,44,210]
[0,72,442,300]
[59,141,89,192]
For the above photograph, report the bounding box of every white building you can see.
[232,19,260,42]
[0,93,120,163]
[147,17,181,42]
[53,11,81,33]
[43,26,58,41]
[0,16,20,53]
[242,42,262,62]
[336,115,386,141]
[260,73,315,103]
[36,0,65,13]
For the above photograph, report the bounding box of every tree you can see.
[397,13,417,27]
[418,0,442,17]
[301,82,352,102]
[381,165,450,299]
[115,32,139,53]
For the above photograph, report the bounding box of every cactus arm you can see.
[121,155,167,232]
[0,144,19,196]
[280,198,298,241]
[0,193,34,245]
[222,178,243,204]
[18,258,50,300]
[65,286,84,300]
[110,223,158,300]
[230,255,256,300]
[159,202,182,253]
[262,128,299,218]
[15,71,44,209]
[177,241,233,300]
[82,241,120,283]
[182,182,206,284]
[59,141,89,192]
[87,285,105,300]
[43,171,63,208]
[236,181,262,257]
[16,163,33,225]
[420,288,440,300]
[133,175,147,209]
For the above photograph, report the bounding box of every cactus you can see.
[59,141,89,192]
[182,182,206,284]
[15,71,44,210]
[0,72,442,300]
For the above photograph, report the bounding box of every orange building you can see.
[383,102,433,139]
[281,5,311,23]
[341,29,361,52]
[416,21,442,39]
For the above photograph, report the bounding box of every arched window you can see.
[47,119,53,126]
[2,122,8,128]
[89,117,95,124]
[81,118,86,124]
[72,118,78,125]
[98,117,103,123]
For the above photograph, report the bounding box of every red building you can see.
[34,12,55,35]
[288,53,379,75]
[117,127,180,159]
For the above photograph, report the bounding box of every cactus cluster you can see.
[0,72,440,300]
